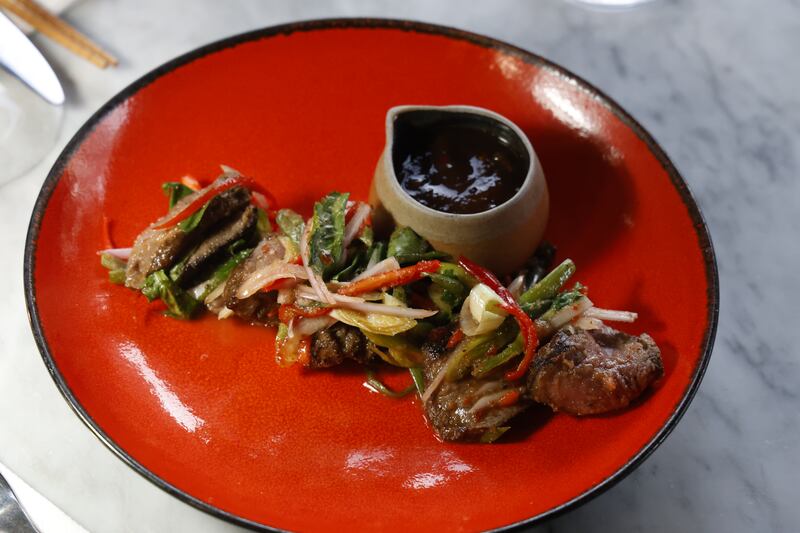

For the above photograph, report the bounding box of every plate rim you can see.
[23,17,719,532]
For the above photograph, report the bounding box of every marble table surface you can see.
[1,0,798,531]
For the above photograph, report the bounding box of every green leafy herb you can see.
[387,226,430,259]
[472,333,524,377]
[331,248,367,282]
[199,248,253,300]
[409,367,426,397]
[177,202,209,232]
[364,369,416,398]
[540,283,587,322]
[100,253,126,285]
[141,270,200,319]
[394,250,450,265]
[358,224,374,248]
[309,192,349,279]
[256,208,272,237]
[275,209,305,247]
[518,259,575,306]
[161,182,195,209]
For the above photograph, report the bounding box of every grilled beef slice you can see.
[528,325,663,415]
[125,184,251,289]
[173,205,258,288]
[309,323,371,368]
[220,234,285,324]
[422,335,530,442]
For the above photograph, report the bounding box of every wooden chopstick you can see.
[0,0,117,68]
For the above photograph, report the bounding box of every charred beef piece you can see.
[173,205,258,288]
[309,323,371,368]
[423,354,530,442]
[219,234,285,324]
[528,325,663,415]
[421,332,529,442]
[125,184,251,289]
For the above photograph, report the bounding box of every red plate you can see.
[25,20,717,532]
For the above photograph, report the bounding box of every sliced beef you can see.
[423,355,530,442]
[528,325,663,415]
[124,184,251,289]
[173,205,258,288]
[220,234,285,324]
[309,323,370,368]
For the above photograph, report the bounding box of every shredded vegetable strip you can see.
[152,175,263,230]
[457,257,539,382]
[364,370,416,398]
[338,260,441,296]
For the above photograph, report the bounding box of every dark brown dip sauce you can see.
[392,110,530,215]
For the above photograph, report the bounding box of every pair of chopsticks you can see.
[0,0,117,68]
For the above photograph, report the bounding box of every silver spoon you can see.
[0,470,38,533]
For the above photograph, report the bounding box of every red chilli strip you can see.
[446,328,465,350]
[337,260,441,296]
[278,303,331,323]
[457,256,539,381]
[496,389,521,408]
[152,175,272,230]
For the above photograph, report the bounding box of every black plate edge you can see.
[22,17,719,533]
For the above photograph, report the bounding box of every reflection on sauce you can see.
[392,111,529,215]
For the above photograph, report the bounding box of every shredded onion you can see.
[217,307,234,320]
[277,288,294,304]
[299,219,335,304]
[474,380,505,397]
[582,307,638,323]
[343,202,371,248]
[336,300,437,319]
[294,315,336,336]
[350,257,400,282]
[97,247,132,260]
[235,263,308,299]
[540,296,594,336]
[507,274,525,300]
[468,388,520,414]
[573,316,604,330]
[219,164,241,176]
[421,355,452,404]
[295,285,365,304]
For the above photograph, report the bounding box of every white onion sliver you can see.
[97,247,132,260]
[217,307,234,320]
[294,316,336,336]
[277,288,294,304]
[350,257,400,282]
[544,296,594,333]
[507,274,525,300]
[468,388,522,414]
[582,307,638,323]
[421,354,452,404]
[295,285,365,304]
[236,263,308,299]
[343,202,371,248]
[573,316,604,330]
[337,300,437,319]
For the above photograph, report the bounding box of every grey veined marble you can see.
[0,0,797,531]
